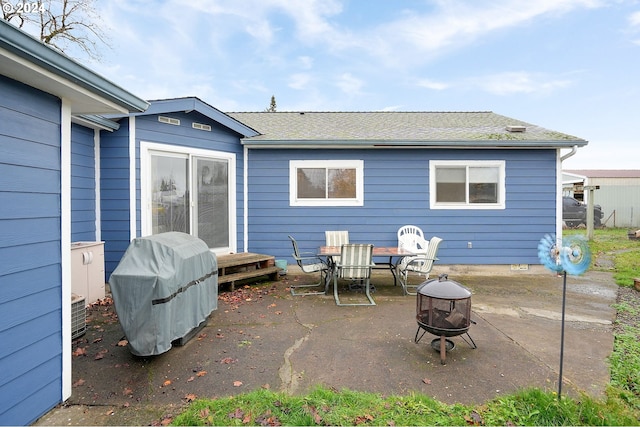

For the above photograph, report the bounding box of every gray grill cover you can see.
[109,232,218,356]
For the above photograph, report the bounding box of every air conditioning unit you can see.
[71,294,86,339]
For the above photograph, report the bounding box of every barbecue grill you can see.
[415,274,477,364]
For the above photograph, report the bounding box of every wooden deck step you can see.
[217,252,279,290]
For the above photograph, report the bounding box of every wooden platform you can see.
[217,252,279,290]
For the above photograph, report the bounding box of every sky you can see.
[47,1,640,169]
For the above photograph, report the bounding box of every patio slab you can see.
[35,268,618,426]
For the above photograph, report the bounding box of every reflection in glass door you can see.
[194,157,229,248]
[145,146,233,252]
[151,154,189,234]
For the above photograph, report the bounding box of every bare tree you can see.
[2,0,109,60]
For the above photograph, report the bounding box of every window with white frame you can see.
[290,160,364,206]
[429,160,505,209]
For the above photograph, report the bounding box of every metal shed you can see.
[109,232,218,356]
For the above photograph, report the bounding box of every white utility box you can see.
[71,241,105,306]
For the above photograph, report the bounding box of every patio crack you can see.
[278,307,315,395]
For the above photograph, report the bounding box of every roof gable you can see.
[131,97,260,138]
[228,111,587,149]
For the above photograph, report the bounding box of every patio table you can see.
[319,246,416,287]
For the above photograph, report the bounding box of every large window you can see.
[141,142,235,253]
[429,160,505,209]
[290,160,364,206]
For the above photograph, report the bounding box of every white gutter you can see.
[560,145,578,162]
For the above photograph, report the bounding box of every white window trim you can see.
[290,160,364,207]
[429,160,506,210]
[140,141,236,253]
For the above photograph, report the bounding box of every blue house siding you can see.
[71,123,97,242]
[100,118,133,276]
[246,148,557,266]
[100,111,246,277]
[0,75,63,425]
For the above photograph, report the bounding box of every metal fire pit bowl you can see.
[415,274,477,364]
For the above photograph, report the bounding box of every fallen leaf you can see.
[186,376,195,382]
[105,409,114,416]
[220,357,237,364]
[262,383,270,389]
[464,410,483,425]
[196,370,207,377]
[184,393,197,402]
[233,380,243,387]
[199,408,210,418]
[161,416,173,426]
[229,408,244,419]
[72,378,85,387]
[163,380,172,387]
[422,378,432,385]
[123,387,133,396]
[72,347,87,357]
[92,337,103,344]
[275,311,282,315]
[268,303,276,308]
[117,339,129,347]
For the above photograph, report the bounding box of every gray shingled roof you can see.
[227,111,587,148]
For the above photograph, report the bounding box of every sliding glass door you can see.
[142,142,235,253]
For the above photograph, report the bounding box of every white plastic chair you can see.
[333,244,376,306]
[397,236,443,296]
[397,225,425,253]
[288,235,330,296]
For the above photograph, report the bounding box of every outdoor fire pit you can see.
[415,273,477,364]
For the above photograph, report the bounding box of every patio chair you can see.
[325,230,349,266]
[288,235,330,296]
[396,236,443,296]
[333,243,376,306]
[397,225,425,253]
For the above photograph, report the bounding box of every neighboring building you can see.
[0,21,147,425]
[229,111,586,267]
[563,169,640,228]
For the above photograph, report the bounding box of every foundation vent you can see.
[158,116,180,126]
[192,122,212,131]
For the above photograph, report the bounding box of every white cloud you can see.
[288,73,312,90]
[365,0,606,66]
[298,56,314,70]
[629,11,640,27]
[335,73,364,95]
[472,71,572,95]
[417,79,449,91]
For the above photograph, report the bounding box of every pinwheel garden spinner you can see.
[537,234,592,399]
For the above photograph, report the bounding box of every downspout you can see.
[560,145,578,162]
[243,145,249,253]
[557,145,579,240]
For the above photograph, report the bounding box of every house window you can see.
[141,142,236,253]
[290,160,364,206]
[429,160,505,209]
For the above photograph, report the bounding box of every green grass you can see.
[172,228,640,426]
[565,228,640,287]
[172,386,640,426]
